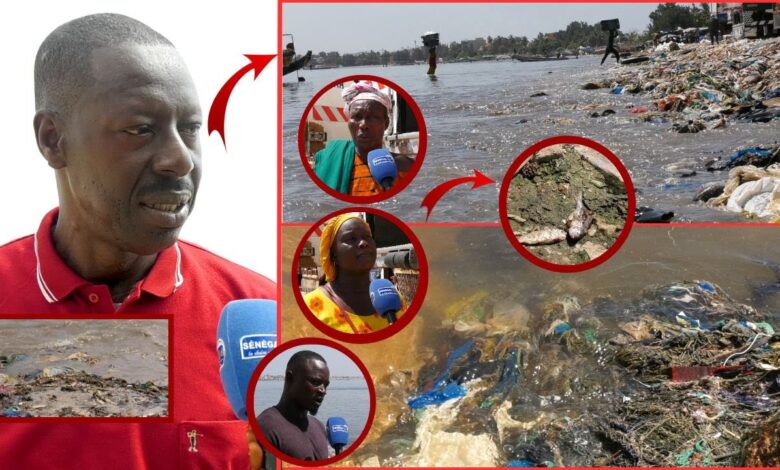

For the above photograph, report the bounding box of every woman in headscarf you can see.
[313,81,413,196]
[303,213,406,334]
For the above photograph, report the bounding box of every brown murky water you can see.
[282,224,780,465]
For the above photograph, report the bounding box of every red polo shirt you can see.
[0,209,276,469]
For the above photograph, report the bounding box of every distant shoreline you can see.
[260,375,363,381]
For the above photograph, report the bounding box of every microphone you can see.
[369,278,402,324]
[216,299,277,420]
[326,417,349,455]
[367,149,398,191]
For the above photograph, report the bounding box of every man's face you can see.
[347,100,388,157]
[332,218,377,276]
[289,358,330,415]
[58,44,202,255]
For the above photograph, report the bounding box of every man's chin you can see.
[126,229,182,256]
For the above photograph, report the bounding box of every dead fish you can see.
[565,193,593,241]
[515,228,566,246]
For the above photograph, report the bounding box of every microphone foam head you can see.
[217,299,277,420]
[369,278,402,318]
[326,417,349,447]
[366,149,398,188]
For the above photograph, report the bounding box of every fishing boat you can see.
[511,54,569,62]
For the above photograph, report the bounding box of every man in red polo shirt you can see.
[0,13,274,469]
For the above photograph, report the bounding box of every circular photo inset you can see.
[499,136,635,272]
[298,75,426,203]
[293,208,427,343]
[247,338,375,467]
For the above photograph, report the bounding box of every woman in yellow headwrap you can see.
[303,213,406,334]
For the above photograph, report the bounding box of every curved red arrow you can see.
[420,169,495,221]
[208,54,275,148]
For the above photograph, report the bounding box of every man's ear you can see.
[33,111,67,170]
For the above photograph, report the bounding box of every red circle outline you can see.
[498,135,636,273]
[297,75,427,203]
[246,337,377,467]
[291,207,428,344]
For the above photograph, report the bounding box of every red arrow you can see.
[420,169,495,221]
[208,54,275,148]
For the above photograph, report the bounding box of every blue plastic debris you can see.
[767,89,780,99]
[700,91,719,102]
[409,340,476,409]
[728,147,771,165]
[507,460,536,467]
[428,339,475,391]
[611,86,624,94]
[697,281,715,294]
[676,312,703,329]
[488,348,521,401]
[1,408,32,418]
[408,382,467,409]
[554,323,572,335]
[739,320,775,336]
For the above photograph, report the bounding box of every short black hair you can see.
[285,350,327,379]
[34,13,174,117]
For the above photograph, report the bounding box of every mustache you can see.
[137,178,196,197]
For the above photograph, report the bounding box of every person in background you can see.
[427,46,437,75]
[601,28,620,65]
[709,16,721,45]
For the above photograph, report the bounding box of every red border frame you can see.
[0,315,173,423]
[296,75,428,204]
[246,337,377,467]
[498,135,636,273]
[291,207,428,344]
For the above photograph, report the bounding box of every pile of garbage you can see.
[582,38,780,132]
[690,145,780,220]
[353,281,780,467]
[0,368,167,417]
[604,313,779,465]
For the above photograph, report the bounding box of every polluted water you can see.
[283,41,779,223]
[281,226,780,467]
[0,320,168,417]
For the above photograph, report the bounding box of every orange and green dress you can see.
[303,285,407,334]
[313,140,408,196]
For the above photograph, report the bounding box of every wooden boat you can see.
[511,55,569,62]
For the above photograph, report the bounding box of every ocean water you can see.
[282,56,780,223]
[0,319,168,385]
[253,377,370,447]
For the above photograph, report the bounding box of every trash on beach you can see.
[586,39,780,134]
[0,369,168,417]
[706,164,780,219]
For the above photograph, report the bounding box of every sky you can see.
[283,3,661,54]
